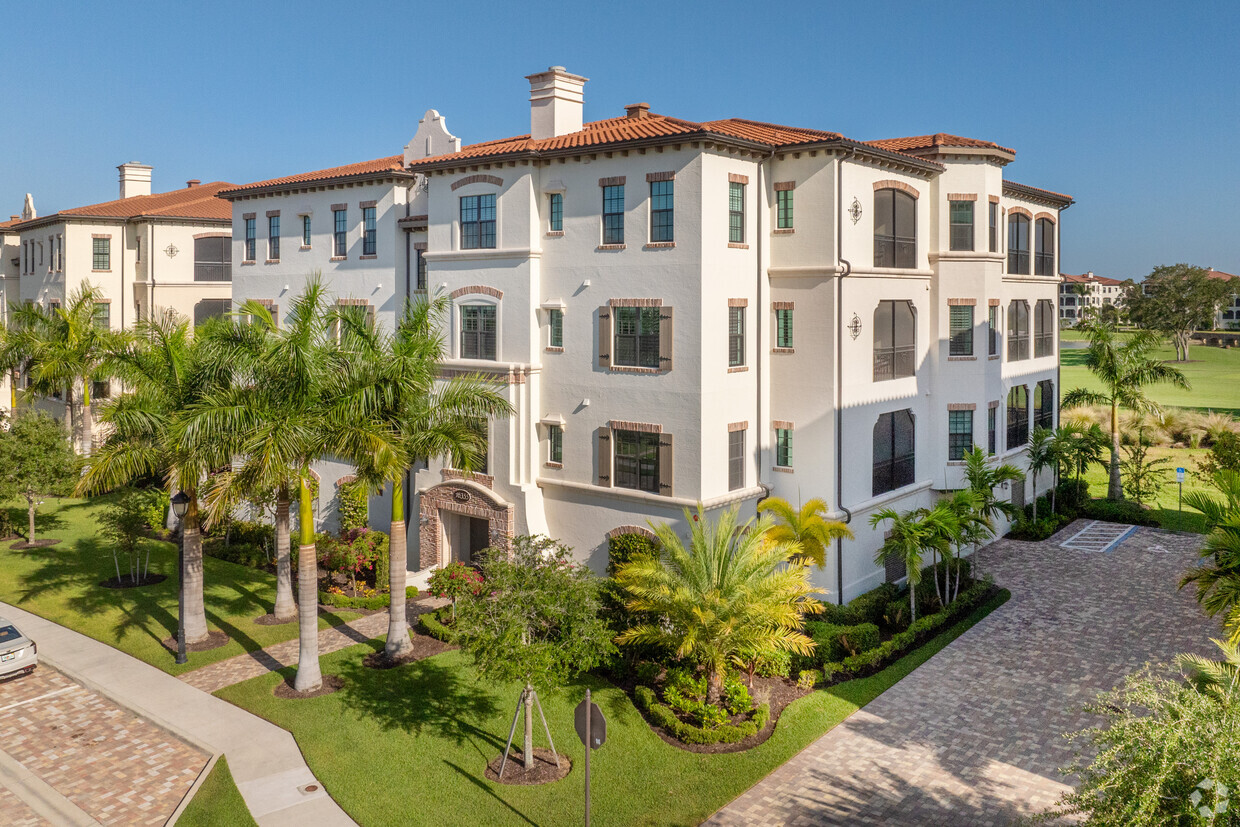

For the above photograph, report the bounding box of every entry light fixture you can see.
[170,490,191,520]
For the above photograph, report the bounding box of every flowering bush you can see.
[426,561,484,619]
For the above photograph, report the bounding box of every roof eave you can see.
[1003,180,1074,209]
[221,169,417,200]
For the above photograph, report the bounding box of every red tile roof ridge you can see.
[224,155,406,194]
[867,133,1016,155]
[31,181,235,222]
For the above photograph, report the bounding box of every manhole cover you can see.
[305,784,319,792]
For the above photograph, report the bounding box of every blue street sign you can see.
[1177,467,1186,483]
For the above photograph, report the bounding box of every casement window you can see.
[776,188,794,230]
[193,236,231,282]
[948,409,973,461]
[243,218,256,261]
[650,180,673,243]
[362,206,377,256]
[728,306,745,367]
[873,300,916,381]
[333,209,347,257]
[92,237,111,271]
[548,193,563,233]
[460,194,496,249]
[728,428,745,491]
[415,248,427,291]
[1007,300,1030,361]
[728,182,745,243]
[193,298,231,327]
[1007,385,1029,448]
[302,215,312,247]
[775,308,793,349]
[988,202,999,253]
[949,305,974,356]
[874,188,916,268]
[333,301,375,347]
[1007,213,1030,274]
[268,215,280,260]
[548,308,563,348]
[988,304,1000,356]
[460,305,497,360]
[613,307,660,368]
[614,429,661,493]
[92,302,110,330]
[602,185,625,245]
[1034,219,1055,276]
[949,201,974,251]
[873,409,915,495]
[1034,299,1056,357]
[1033,380,1055,431]
[548,424,563,464]
[988,406,997,455]
[775,428,793,468]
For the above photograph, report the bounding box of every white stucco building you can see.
[1059,271,1124,322]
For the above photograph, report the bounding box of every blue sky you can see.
[4,0,1237,278]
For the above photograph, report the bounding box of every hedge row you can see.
[633,685,771,745]
[318,586,418,611]
[419,607,455,642]
[803,621,880,664]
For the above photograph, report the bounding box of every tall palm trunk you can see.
[1107,399,1123,501]
[909,578,917,624]
[182,494,209,643]
[385,479,413,659]
[80,378,93,456]
[272,486,295,621]
[26,493,36,542]
[293,476,322,692]
[63,385,74,449]
[1031,470,1039,520]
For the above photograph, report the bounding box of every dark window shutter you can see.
[659,306,674,371]
[596,426,611,486]
[598,306,611,367]
[658,433,674,496]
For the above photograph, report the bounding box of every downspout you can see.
[757,148,775,506]
[835,146,856,605]
[150,224,156,320]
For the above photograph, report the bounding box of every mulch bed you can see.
[99,573,169,589]
[362,632,456,669]
[161,630,231,653]
[273,673,344,699]
[11,539,62,550]
[485,748,571,785]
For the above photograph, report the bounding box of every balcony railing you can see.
[873,345,915,381]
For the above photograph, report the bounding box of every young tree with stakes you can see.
[0,411,78,544]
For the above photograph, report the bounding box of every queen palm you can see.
[1025,426,1056,520]
[756,496,853,570]
[1052,422,1108,489]
[943,489,986,604]
[871,505,957,622]
[614,506,822,704]
[1062,322,1189,500]
[962,446,1024,577]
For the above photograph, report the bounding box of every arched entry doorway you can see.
[417,479,513,569]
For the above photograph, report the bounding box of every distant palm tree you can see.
[1180,517,1240,645]
[757,496,853,570]
[1062,322,1189,500]
[962,446,1024,577]
[1025,427,1057,521]
[614,506,822,704]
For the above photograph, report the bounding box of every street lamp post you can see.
[170,491,191,665]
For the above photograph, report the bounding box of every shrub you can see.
[753,648,792,679]
[1078,498,1160,526]
[1055,479,1091,514]
[722,674,754,716]
[796,670,819,691]
[337,479,369,533]
[426,561,484,619]
[632,682,772,746]
[815,602,861,626]
[140,490,171,533]
[807,622,880,663]
[319,589,388,610]
[1199,430,1240,478]
[846,583,898,626]
[204,540,268,570]
[634,661,661,685]
[227,519,275,549]
[419,606,454,642]
[883,599,909,629]
[1009,513,1068,541]
[606,531,659,576]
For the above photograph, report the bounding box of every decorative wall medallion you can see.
[848,313,862,340]
[848,198,862,225]
[452,489,470,504]
[164,243,179,258]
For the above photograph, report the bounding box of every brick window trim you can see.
[728,242,750,249]
[947,298,977,306]
[545,346,564,353]
[330,203,348,211]
[1034,211,1057,223]
[772,301,794,310]
[728,298,749,308]
[608,365,661,375]
[546,231,565,238]
[450,284,504,300]
[643,242,675,249]
[193,232,230,240]
[646,171,674,182]
[773,229,795,235]
[359,200,377,209]
[609,419,661,433]
[242,213,256,220]
[873,179,920,199]
[606,525,657,541]
[265,259,280,265]
[93,297,112,304]
[598,176,626,187]
[772,347,795,354]
[266,209,281,218]
[989,298,1001,306]
[947,403,977,411]
[609,297,662,307]
[773,181,795,192]
[727,365,749,373]
[773,466,795,473]
[772,419,794,430]
[359,255,377,260]
[597,244,627,251]
[988,195,1001,204]
[337,298,370,307]
[451,174,503,191]
[330,256,346,262]
[1008,206,1033,219]
[413,241,428,251]
[947,193,978,202]
[728,421,748,432]
[948,355,977,362]
[988,400,1001,409]
[728,173,749,185]
[91,233,112,239]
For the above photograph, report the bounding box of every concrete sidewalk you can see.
[0,601,356,827]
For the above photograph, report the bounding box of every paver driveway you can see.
[710,522,1217,826]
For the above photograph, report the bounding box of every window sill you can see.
[989,354,1001,360]
[643,242,675,249]
[727,242,749,249]
[596,244,626,251]
[300,245,312,251]
[727,365,748,373]
[545,231,564,238]
[265,259,280,265]
[947,355,976,361]
[360,255,377,260]
[773,465,795,473]
[330,256,347,262]
[544,461,563,470]
[545,346,564,353]
[608,365,663,374]
[946,461,968,467]
[240,261,256,266]
[772,347,795,354]
[91,269,112,273]
[773,229,795,235]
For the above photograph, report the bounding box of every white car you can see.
[0,618,37,680]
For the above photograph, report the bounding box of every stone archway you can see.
[417,479,513,569]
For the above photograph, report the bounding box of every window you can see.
[334,302,375,346]
[873,300,915,381]
[193,298,231,327]
[988,406,997,455]
[1034,380,1055,431]
[611,307,659,368]
[728,306,745,367]
[461,194,496,249]
[460,305,497,360]
[548,424,563,464]
[989,305,1000,356]
[415,248,427,291]
[776,308,793,349]
[333,209,347,256]
[1007,213,1030,274]
[362,206,376,256]
[949,305,973,356]
[948,410,973,461]
[614,429,660,493]
[775,428,793,468]
[1007,300,1030,361]
[548,193,563,233]
[92,302,110,330]
[92,380,110,400]
[873,409,915,495]
[728,429,745,491]
[1034,218,1055,276]
[92,237,110,270]
[777,188,794,230]
[1034,300,1055,357]
[548,308,563,348]
[949,201,974,251]
[193,236,231,282]
[268,215,280,260]
[988,202,998,253]
[650,180,673,243]
[602,185,624,245]
[874,188,916,268]
[302,215,312,247]
[244,218,256,261]
[728,182,745,243]
[1007,385,1029,448]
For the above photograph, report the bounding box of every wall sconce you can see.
[419,515,430,527]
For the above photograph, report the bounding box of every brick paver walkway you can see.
[710,522,1216,826]
[0,665,208,825]
[0,783,49,827]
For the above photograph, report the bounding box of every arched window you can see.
[873,409,915,495]
[1006,385,1029,448]
[873,300,916,381]
[1007,213,1030,274]
[193,236,231,282]
[1033,379,1055,430]
[1007,300,1030,361]
[1034,219,1055,275]
[874,189,916,269]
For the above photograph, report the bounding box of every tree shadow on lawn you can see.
[442,761,539,827]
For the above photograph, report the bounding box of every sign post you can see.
[575,690,606,827]
[1177,467,1186,515]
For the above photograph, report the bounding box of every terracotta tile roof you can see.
[222,155,406,195]
[0,216,21,231]
[1204,268,1239,281]
[1062,272,1124,286]
[1003,179,1074,205]
[46,182,235,222]
[866,133,1016,155]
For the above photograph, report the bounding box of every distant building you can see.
[1059,271,1124,322]
[1205,268,1240,329]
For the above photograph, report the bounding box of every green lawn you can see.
[177,756,257,827]
[1079,447,1211,533]
[216,590,1009,827]
[0,496,359,675]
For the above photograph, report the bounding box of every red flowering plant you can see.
[426,561,484,620]
[318,535,376,595]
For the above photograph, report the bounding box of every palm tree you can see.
[76,309,231,644]
[1062,322,1189,500]
[962,446,1023,577]
[1179,516,1240,645]
[870,506,956,623]
[756,496,853,570]
[614,506,823,704]
[1025,426,1057,520]
[1184,469,1240,531]
[1052,422,1108,490]
[1177,638,1240,706]
[943,490,987,604]
[336,295,512,661]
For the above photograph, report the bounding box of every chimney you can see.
[118,162,153,198]
[624,102,650,119]
[186,179,201,188]
[21,193,35,221]
[9,216,18,222]
[526,66,588,140]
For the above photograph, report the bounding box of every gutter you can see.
[757,147,775,509]
[834,146,856,605]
